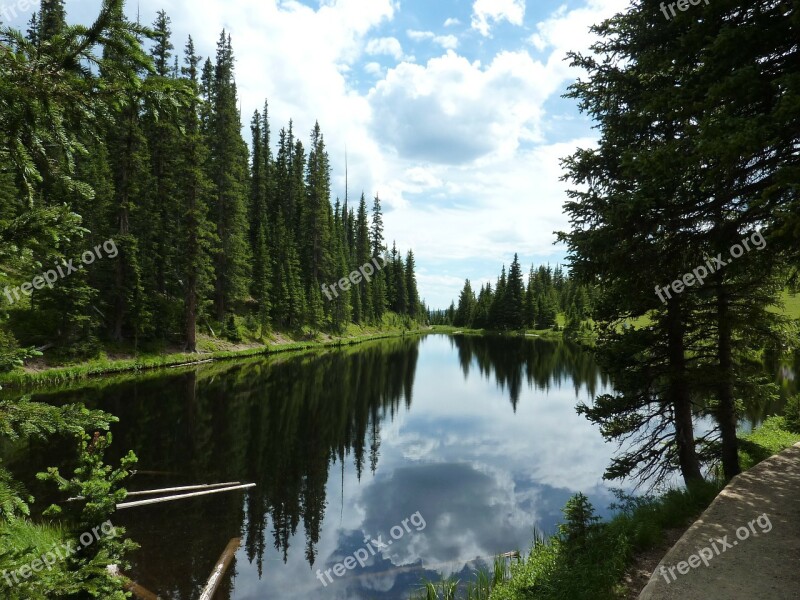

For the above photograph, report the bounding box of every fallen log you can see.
[107,565,160,600]
[116,483,256,509]
[198,538,241,600]
[124,482,240,497]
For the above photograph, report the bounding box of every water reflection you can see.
[449,335,610,410]
[6,335,618,600]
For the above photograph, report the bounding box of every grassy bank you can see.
[413,415,800,600]
[430,325,564,341]
[0,323,430,390]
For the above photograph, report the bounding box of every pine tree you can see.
[405,249,419,319]
[177,36,215,352]
[207,32,250,323]
[389,242,406,315]
[304,122,333,295]
[39,0,65,42]
[506,253,524,329]
[370,195,387,320]
[489,266,507,329]
[143,9,181,339]
[355,194,372,322]
[455,279,476,327]
[103,7,153,343]
[250,108,272,332]
[524,267,538,328]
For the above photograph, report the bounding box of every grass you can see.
[409,557,512,600]
[415,413,800,600]
[490,482,722,600]
[411,482,722,600]
[738,415,800,471]
[0,322,430,389]
[430,322,565,341]
[779,290,800,319]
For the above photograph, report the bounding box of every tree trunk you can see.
[716,288,741,479]
[666,301,704,485]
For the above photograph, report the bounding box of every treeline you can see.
[561,0,799,486]
[0,1,422,361]
[431,255,593,332]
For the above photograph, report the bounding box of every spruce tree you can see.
[506,253,524,329]
[355,194,373,322]
[38,0,65,42]
[405,249,419,319]
[371,195,387,320]
[177,36,215,352]
[250,109,272,332]
[207,32,250,323]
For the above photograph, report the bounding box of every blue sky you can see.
[4,0,631,308]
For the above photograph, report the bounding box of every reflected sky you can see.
[230,335,616,599]
[5,335,790,598]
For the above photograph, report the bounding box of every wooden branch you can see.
[198,538,241,600]
[116,483,255,510]
[107,565,160,600]
[124,482,241,497]
[68,481,241,502]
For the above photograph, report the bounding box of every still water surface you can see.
[10,334,628,599]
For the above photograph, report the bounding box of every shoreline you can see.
[0,327,433,390]
[0,325,573,390]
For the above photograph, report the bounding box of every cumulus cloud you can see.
[471,0,526,37]
[366,36,404,60]
[57,0,631,307]
[406,29,459,50]
[528,0,630,57]
[364,61,385,76]
[369,50,553,165]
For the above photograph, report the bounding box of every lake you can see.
[1,334,650,599]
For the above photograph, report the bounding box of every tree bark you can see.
[667,301,704,485]
[716,287,741,479]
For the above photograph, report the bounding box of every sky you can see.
[4,0,632,308]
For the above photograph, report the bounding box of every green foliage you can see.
[557,493,601,553]
[738,416,800,470]
[0,468,32,520]
[0,396,116,442]
[409,556,512,600]
[0,329,41,373]
[784,394,800,434]
[0,434,137,599]
[0,395,135,598]
[447,261,591,332]
[1,7,419,369]
[489,483,721,600]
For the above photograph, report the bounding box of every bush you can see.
[785,394,800,433]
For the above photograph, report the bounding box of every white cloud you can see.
[443,17,461,27]
[364,61,385,76]
[365,36,404,60]
[407,29,433,41]
[528,0,630,56]
[407,29,459,50]
[59,0,631,308]
[471,0,526,37]
[369,50,554,164]
[434,34,458,50]
[126,0,398,217]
